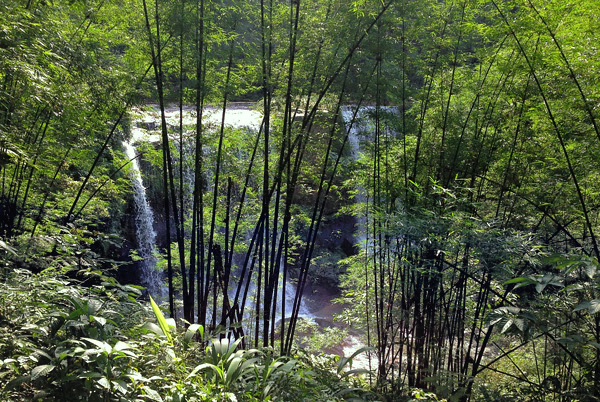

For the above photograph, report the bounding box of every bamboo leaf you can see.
[574,301,590,312]
[184,323,203,344]
[91,315,106,326]
[535,282,545,293]
[113,341,131,351]
[3,375,31,391]
[141,386,163,401]
[112,379,128,395]
[121,285,143,296]
[149,296,172,343]
[588,342,600,351]
[82,337,111,354]
[503,277,534,285]
[584,262,597,279]
[574,300,600,314]
[340,368,370,378]
[0,239,17,255]
[513,318,527,332]
[97,377,110,389]
[79,372,103,379]
[142,322,163,337]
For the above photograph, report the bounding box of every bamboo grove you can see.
[2,0,600,399]
[138,0,393,353]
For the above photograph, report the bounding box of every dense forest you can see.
[1,0,600,400]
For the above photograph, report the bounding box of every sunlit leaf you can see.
[31,364,55,380]
[149,296,172,343]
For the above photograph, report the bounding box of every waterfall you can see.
[341,106,400,248]
[128,104,312,317]
[282,280,312,320]
[123,141,164,299]
[226,273,313,336]
[341,106,369,247]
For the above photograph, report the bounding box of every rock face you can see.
[318,214,358,256]
[304,214,357,287]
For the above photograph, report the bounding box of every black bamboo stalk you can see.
[142,0,184,319]
[178,0,185,248]
[205,34,236,327]
[260,0,273,350]
[193,0,206,326]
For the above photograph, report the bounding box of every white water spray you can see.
[341,106,400,248]
[341,106,369,247]
[123,141,164,298]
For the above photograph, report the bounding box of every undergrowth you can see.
[0,266,381,401]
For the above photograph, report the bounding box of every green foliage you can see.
[0,265,375,401]
[4,0,600,399]
[149,295,173,344]
[0,266,146,400]
[293,319,349,356]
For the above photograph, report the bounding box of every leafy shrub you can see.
[0,266,378,401]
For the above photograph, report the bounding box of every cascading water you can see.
[128,104,313,318]
[123,141,164,299]
[232,271,312,324]
[283,280,312,319]
[341,106,369,247]
[341,105,400,248]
